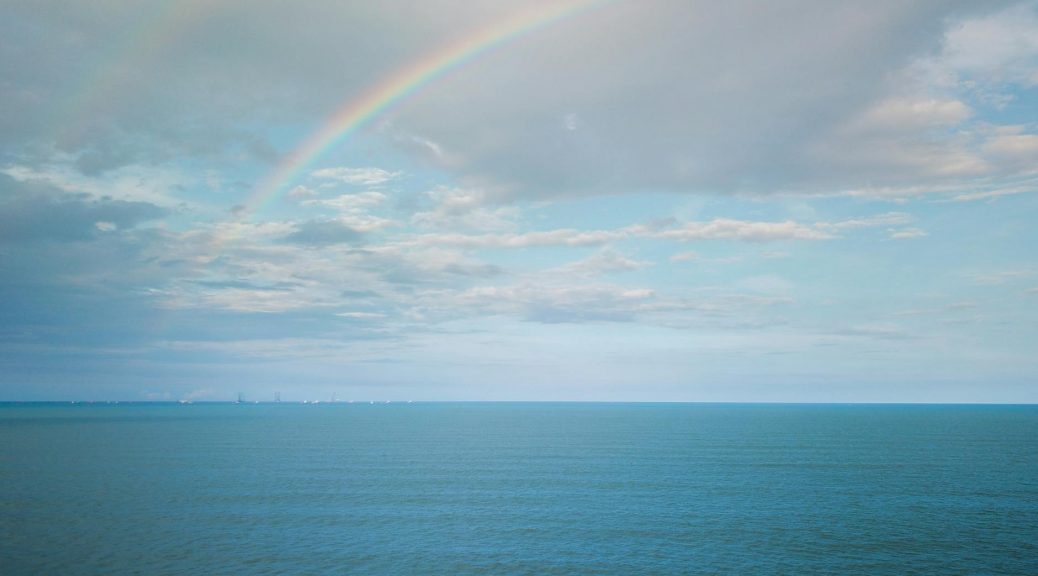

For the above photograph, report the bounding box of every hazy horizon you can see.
[4,400,1038,406]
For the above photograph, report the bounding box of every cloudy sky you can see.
[2,0,1037,402]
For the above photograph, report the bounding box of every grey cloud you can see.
[4,0,1021,197]
[0,174,166,242]
[389,1,1012,197]
[0,1,557,174]
[442,262,503,278]
[340,289,381,299]
[353,247,503,288]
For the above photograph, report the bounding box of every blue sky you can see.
[1,0,1037,401]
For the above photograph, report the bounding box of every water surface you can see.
[1,403,1036,574]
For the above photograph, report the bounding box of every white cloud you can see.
[970,268,1037,285]
[411,186,518,231]
[405,278,795,327]
[300,192,394,232]
[158,338,377,361]
[810,127,991,187]
[563,113,580,131]
[335,311,386,319]
[889,228,927,239]
[849,98,972,132]
[289,185,318,199]
[450,283,657,323]
[551,249,650,277]
[951,186,1035,202]
[405,214,909,249]
[310,167,400,186]
[305,191,387,211]
[824,323,912,341]
[821,212,913,231]
[738,275,794,297]
[658,219,832,242]
[893,301,978,318]
[800,4,1038,200]
[209,220,299,243]
[409,228,629,249]
[982,126,1038,162]
[169,287,322,314]
[2,162,194,209]
[939,3,1038,84]
[669,251,699,262]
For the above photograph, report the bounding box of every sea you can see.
[1,402,1036,575]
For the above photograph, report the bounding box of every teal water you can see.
[1,403,1036,574]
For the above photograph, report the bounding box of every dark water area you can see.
[1,402,1036,574]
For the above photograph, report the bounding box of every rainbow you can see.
[240,0,611,218]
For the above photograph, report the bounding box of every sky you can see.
[1,0,1037,402]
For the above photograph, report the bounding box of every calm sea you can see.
[1,403,1036,574]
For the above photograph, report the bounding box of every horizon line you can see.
[1,400,1035,406]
